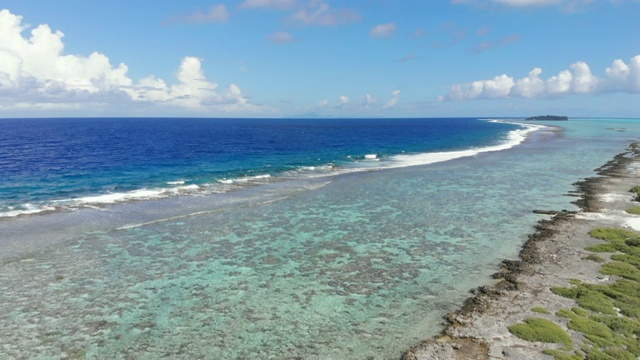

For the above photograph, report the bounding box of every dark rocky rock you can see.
[526,115,568,121]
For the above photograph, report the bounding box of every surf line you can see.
[115,196,290,231]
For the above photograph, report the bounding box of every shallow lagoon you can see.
[1,119,640,359]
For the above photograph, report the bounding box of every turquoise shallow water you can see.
[1,119,640,359]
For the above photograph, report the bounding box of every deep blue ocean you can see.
[2,117,640,359]
[0,117,520,217]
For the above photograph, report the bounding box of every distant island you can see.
[526,115,569,121]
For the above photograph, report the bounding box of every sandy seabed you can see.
[403,143,640,359]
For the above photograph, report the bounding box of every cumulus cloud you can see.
[370,22,396,38]
[0,9,261,113]
[239,0,297,9]
[442,75,514,101]
[291,0,360,26]
[603,57,640,92]
[438,55,640,101]
[509,68,545,98]
[0,10,131,101]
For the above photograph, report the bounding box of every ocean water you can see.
[0,118,521,218]
[1,117,639,359]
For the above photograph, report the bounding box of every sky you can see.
[0,0,639,118]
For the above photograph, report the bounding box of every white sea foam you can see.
[77,189,165,204]
[0,204,57,218]
[575,209,640,231]
[627,162,640,176]
[284,164,337,177]
[55,184,202,209]
[10,182,204,216]
[300,165,334,171]
[167,180,186,185]
[574,212,608,221]
[599,193,633,203]
[386,121,543,169]
[365,154,378,160]
[625,217,640,232]
[218,174,272,185]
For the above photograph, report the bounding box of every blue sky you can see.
[0,0,639,118]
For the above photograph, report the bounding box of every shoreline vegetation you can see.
[526,115,569,121]
[403,143,640,359]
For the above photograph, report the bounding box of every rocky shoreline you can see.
[402,143,640,359]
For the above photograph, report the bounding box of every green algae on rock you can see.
[531,307,551,315]
[547,226,640,359]
[625,206,640,215]
[507,318,572,347]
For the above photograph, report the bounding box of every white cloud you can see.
[439,54,640,101]
[383,90,400,109]
[370,22,396,38]
[267,31,296,43]
[159,56,218,108]
[569,61,598,93]
[130,57,258,112]
[509,68,544,98]
[0,10,130,97]
[291,0,360,26]
[604,56,640,92]
[545,69,572,95]
[0,9,262,113]
[239,0,297,9]
[441,74,514,101]
[310,90,400,113]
